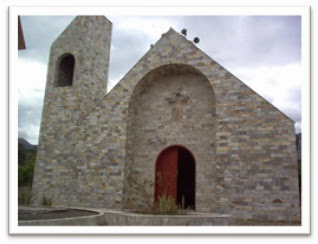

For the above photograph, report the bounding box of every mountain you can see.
[18,138,37,166]
[18,138,37,150]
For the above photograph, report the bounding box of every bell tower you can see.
[44,16,112,119]
[32,16,112,205]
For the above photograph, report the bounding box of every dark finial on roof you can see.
[181,29,187,36]
[194,37,200,44]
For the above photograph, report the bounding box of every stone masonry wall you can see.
[213,76,300,222]
[32,16,300,222]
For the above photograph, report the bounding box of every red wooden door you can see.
[155,147,178,203]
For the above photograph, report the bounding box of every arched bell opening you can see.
[56,53,75,87]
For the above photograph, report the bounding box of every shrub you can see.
[18,186,32,205]
[18,159,35,187]
[156,195,179,215]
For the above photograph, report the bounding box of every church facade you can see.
[32,16,300,222]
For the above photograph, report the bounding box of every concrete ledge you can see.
[19,207,233,226]
[19,211,104,226]
[100,210,233,226]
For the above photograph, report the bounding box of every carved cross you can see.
[165,91,189,121]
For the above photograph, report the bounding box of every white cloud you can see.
[18,59,47,144]
[17,59,47,106]
[18,124,41,145]
[230,63,302,131]
[113,16,177,40]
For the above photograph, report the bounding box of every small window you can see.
[56,54,75,87]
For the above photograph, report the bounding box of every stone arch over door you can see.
[124,63,216,211]
[155,145,196,209]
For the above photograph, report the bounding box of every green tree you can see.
[18,159,35,187]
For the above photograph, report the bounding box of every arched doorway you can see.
[155,145,195,209]
[124,63,215,211]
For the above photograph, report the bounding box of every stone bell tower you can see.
[32,16,112,205]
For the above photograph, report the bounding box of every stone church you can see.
[32,16,300,222]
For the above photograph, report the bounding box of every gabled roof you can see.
[83,25,295,124]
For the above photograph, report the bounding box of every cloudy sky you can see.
[18,15,302,145]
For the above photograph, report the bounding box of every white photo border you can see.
[9,6,311,235]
